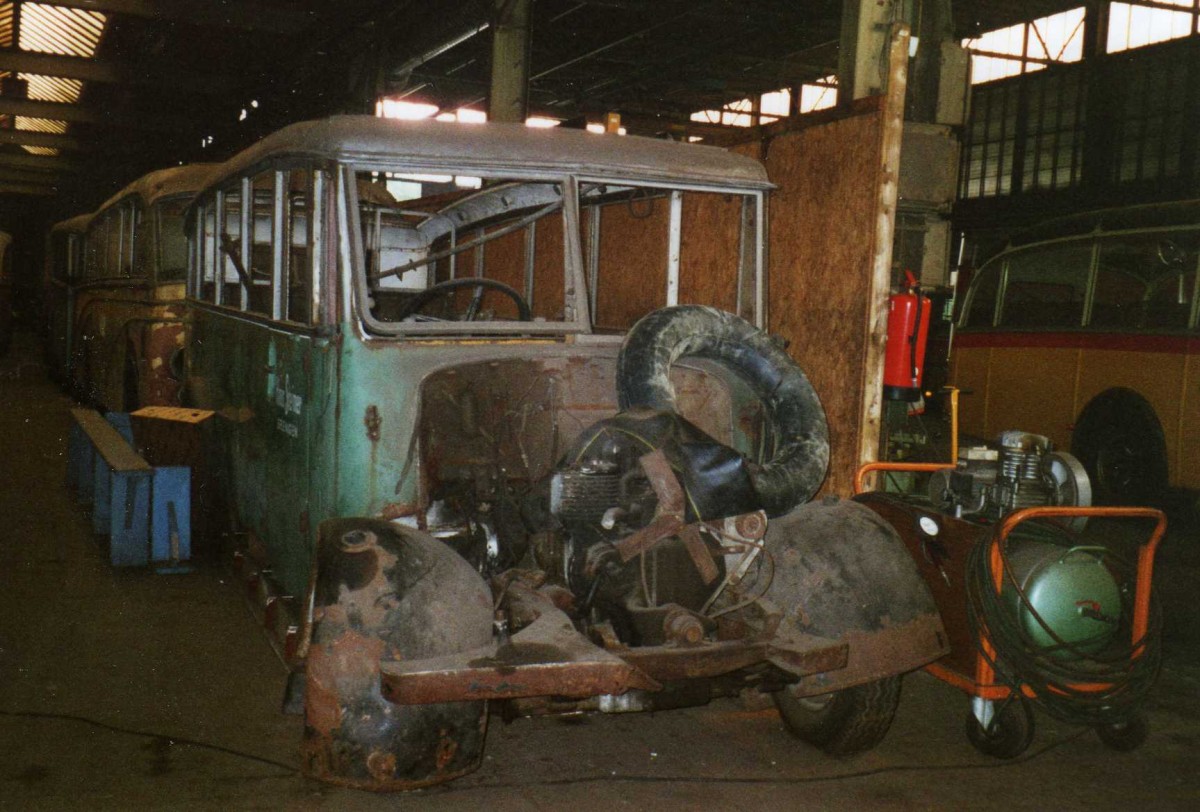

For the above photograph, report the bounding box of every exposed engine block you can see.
[929,430,1092,521]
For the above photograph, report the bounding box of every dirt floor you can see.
[2,327,1198,811]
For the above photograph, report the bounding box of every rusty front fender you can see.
[302,519,494,791]
[760,497,949,698]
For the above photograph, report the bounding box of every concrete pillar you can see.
[838,0,902,101]
[905,0,955,123]
[488,0,532,123]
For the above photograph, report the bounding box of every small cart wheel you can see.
[774,676,902,757]
[1096,713,1149,752]
[965,697,1034,759]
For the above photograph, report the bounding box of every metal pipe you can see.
[393,21,492,79]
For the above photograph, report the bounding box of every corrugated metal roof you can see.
[20,2,105,58]
[0,4,13,49]
[15,116,67,134]
[20,73,84,104]
[0,4,108,157]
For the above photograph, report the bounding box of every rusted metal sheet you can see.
[382,629,848,705]
[623,637,847,683]
[854,491,1009,678]
[756,496,949,696]
[302,520,494,791]
[381,609,661,704]
[381,573,847,704]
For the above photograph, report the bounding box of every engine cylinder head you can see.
[550,470,622,523]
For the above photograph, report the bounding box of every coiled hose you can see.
[964,522,1161,725]
[616,306,829,516]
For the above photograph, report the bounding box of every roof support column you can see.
[488,0,531,123]
[838,0,903,102]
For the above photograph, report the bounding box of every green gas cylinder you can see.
[1002,538,1121,659]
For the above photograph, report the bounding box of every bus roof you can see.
[201,115,773,194]
[95,163,220,214]
[1010,199,1200,248]
[50,213,93,234]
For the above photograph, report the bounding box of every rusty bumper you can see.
[380,586,847,705]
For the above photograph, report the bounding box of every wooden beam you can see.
[0,180,59,196]
[0,152,80,172]
[0,165,63,184]
[0,97,198,132]
[0,48,234,95]
[0,129,81,151]
[42,1,309,35]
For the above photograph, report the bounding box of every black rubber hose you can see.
[616,305,829,516]
[964,525,1161,726]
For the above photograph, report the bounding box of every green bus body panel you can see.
[190,308,337,596]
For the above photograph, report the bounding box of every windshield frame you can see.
[345,161,769,338]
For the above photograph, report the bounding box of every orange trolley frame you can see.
[854,461,1167,704]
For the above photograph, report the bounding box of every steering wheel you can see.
[394,278,532,322]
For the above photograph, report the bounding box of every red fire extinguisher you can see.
[883,270,931,402]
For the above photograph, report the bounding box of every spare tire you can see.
[617,305,829,516]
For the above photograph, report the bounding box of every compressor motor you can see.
[929,430,1092,521]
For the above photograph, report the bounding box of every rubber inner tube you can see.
[616,305,829,516]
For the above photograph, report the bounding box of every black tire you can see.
[617,305,829,516]
[1071,389,1168,504]
[965,697,1033,759]
[774,676,902,756]
[1096,713,1149,752]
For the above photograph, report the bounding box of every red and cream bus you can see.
[952,201,1200,503]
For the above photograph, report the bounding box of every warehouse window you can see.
[960,81,1019,197]
[964,7,1086,84]
[1021,70,1086,191]
[0,2,108,157]
[1113,46,1187,183]
[1107,1,1200,53]
[689,78,837,129]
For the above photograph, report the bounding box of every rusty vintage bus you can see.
[953,200,1200,503]
[42,213,91,382]
[72,164,215,409]
[183,115,945,790]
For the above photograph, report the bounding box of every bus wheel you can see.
[1071,389,1168,504]
[774,676,902,756]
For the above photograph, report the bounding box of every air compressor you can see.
[883,270,932,402]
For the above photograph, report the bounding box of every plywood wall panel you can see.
[759,105,888,495]
[678,193,741,312]
[594,201,669,329]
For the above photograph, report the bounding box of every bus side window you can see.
[199,201,218,302]
[1090,264,1142,329]
[105,210,122,278]
[126,203,144,278]
[136,202,155,279]
[248,171,276,316]
[962,263,1002,327]
[285,169,312,324]
[1141,236,1198,330]
[219,188,245,308]
[999,243,1091,328]
[158,200,189,282]
[1093,233,1200,330]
